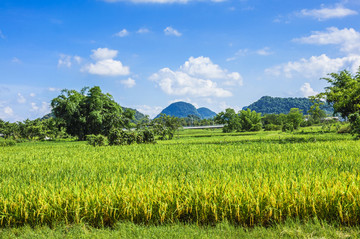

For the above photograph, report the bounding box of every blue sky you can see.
[1,0,360,121]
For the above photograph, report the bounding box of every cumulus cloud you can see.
[300,83,318,97]
[90,48,118,61]
[150,56,242,98]
[294,27,360,55]
[17,93,26,104]
[115,29,129,37]
[82,48,130,76]
[299,5,357,20]
[120,78,136,88]
[265,54,360,79]
[164,26,182,37]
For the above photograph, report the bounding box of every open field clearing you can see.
[0,129,359,229]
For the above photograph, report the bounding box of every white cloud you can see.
[58,54,72,68]
[164,26,182,37]
[135,105,163,119]
[227,48,271,61]
[150,56,243,98]
[48,87,58,92]
[17,93,26,104]
[294,27,360,55]
[265,54,360,79]
[300,83,318,97]
[4,106,13,116]
[30,93,36,97]
[58,54,82,67]
[137,28,150,34]
[115,29,129,37]
[299,6,357,20]
[83,59,130,76]
[82,48,130,76]
[91,48,118,61]
[120,78,136,88]
[30,102,50,115]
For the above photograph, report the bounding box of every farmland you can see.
[1,128,360,237]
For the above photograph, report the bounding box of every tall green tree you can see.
[316,67,360,137]
[214,108,240,133]
[51,86,131,140]
[238,109,262,131]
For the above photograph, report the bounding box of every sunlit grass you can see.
[0,129,359,228]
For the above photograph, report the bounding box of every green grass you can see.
[1,220,360,238]
[0,128,359,230]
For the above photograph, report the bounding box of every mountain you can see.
[156,102,217,119]
[243,96,333,115]
[197,107,217,119]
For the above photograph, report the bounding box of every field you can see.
[1,128,360,236]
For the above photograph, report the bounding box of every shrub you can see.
[282,123,294,132]
[337,124,351,134]
[140,129,156,144]
[264,124,281,131]
[0,139,16,147]
[86,134,107,147]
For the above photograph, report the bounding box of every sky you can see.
[1,0,360,121]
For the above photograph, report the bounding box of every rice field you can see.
[0,129,359,228]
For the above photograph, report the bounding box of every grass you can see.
[1,220,360,238]
[0,127,360,236]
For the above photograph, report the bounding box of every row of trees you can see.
[214,108,306,133]
[1,87,182,144]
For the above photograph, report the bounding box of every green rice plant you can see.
[0,130,359,228]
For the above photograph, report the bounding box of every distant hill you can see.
[197,107,217,119]
[243,96,333,115]
[42,106,147,122]
[156,102,217,119]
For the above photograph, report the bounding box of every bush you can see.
[86,134,107,147]
[140,129,156,144]
[108,129,136,146]
[282,123,294,132]
[0,139,16,147]
[264,124,281,131]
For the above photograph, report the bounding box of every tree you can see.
[51,86,131,140]
[308,97,327,124]
[316,67,360,137]
[152,114,181,140]
[238,109,262,131]
[317,68,360,119]
[214,108,240,133]
[284,108,303,131]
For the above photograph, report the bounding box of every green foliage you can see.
[86,134,107,146]
[51,86,132,140]
[108,128,155,146]
[264,124,281,131]
[318,68,360,119]
[349,113,360,139]
[152,114,181,140]
[238,108,262,131]
[286,108,304,130]
[215,108,240,133]
[308,97,327,124]
[0,139,16,147]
